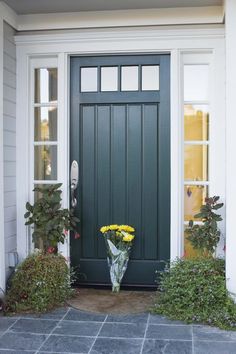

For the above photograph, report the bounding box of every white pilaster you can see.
[225,0,236,298]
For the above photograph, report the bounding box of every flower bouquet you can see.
[100,224,135,293]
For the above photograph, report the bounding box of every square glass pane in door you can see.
[101,67,118,91]
[184,145,208,181]
[81,67,98,92]
[184,105,209,141]
[35,68,57,104]
[34,107,57,141]
[34,145,57,180]
[142,66,159,90]
[184,185,208,221]
[121,66,139,91]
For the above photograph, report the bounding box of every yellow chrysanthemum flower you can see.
[118,225,135,233]
[100,226,109,233]
[123,234,135,242]
[109,224,119,231]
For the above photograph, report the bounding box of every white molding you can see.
[0,1,18,29]
[16,6,224,32]
[0,14,6,291]
[16,27,225,262]
[225,0,236,298]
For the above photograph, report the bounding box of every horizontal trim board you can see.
[16,6,224,31]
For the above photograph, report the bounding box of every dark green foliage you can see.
[185,196,223,256]
[6,253,74,313]
[24,184,79,251]
[154,258,236,330]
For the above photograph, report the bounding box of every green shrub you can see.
[154,258,236,330]
[6,252,74,313]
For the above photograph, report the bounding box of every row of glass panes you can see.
[183,65,210,228]
[81,65,160,92]
[34,68,58,181]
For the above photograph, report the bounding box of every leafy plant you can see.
[185,196,223,256]
[154,258,236,330]
[6,252,74,313]
[24,183,79,252]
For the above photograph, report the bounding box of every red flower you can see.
[75,233,80,239]
[64,230,68,236]
[47,246,56,254]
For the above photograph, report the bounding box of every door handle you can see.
[70,160,79,208]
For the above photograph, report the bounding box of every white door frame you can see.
[15,26,225,265]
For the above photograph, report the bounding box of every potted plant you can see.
[24,183,79,253]
[100,224,135,292]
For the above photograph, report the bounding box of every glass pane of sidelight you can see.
[184,105,209,141]
[184,65,209,102]
[34,107,57,141]
[35,68,58,104]
[183,226,201,259]
[121,66,139,91]
[184,145,208,181]
[81,67,98,92]
[34,145,57,180]
[184,185,208,221]
[142,65,159,90]
[101,67,118,91]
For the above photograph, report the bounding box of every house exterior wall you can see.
[3,21,16,280]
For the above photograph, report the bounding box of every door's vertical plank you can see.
[127,104,142,259]
[142,104,158,260]
[112,105,126,223]
[158,55,171,260]
[81,105,95,258]
[97,105,111,258]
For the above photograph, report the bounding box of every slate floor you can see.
[0,307,236,354]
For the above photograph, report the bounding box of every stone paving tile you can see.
[106,313,148,324]
[142,339,193,354]
[193,325,236,341]
[0,318,17,332]
[0,332,47,351]
[64,309,106,322]
[194,340,236,354]
[90,337,143,354]
[20,307,68,320]
[10,318,59,334]
[40,334,94,353]
[53,320,102,336]
[0,351,35,354]
[149,314,186,326]
[146,324,192,340]
[99,322,146,338]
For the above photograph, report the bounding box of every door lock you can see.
[70,160,79,208]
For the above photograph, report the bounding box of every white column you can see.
[0,14,6,292]
[225,0,236,299]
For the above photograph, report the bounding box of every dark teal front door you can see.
[70,55,170,287]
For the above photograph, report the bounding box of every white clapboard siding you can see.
[3,22,16,279]
[3,115,16,132]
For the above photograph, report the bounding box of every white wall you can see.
[3,21,16,280]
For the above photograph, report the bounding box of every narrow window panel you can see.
[184,185,208,221]
[121,66,139,91]
[34,145,57,180]
[101,67,118,91]
[35,68,57,104]
[81,67,98,92]
[184,145,208,181]
[142,65,159,91]
[184,105,209,141]
[184,65,209,101]
[34,107,57,142]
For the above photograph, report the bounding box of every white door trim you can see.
[15,26,225,265]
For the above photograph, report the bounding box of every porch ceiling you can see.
[3,0,223,15]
